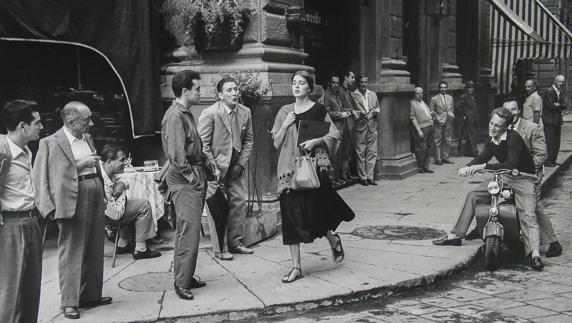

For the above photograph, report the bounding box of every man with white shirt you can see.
[410,87,435,173]
[350,74,381,186]
[33,101,111,319]
[430,81,455,165]
[99,144,160,260]
[0,100,44,323]
[523,79,543,125]
[198,77,254,259]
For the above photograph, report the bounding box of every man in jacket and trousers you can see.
[0,100,44,323]
[33,101,111,319]
[455,81,479,157]
[351,74,381,186]
[542,75,567,167]
[198,76,254,260]
[430,81,455,165]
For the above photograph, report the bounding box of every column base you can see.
[376,153,419,180]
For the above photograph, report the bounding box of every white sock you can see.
[135,242,147,252]
[532,250,540,258]
[118,238,129,248]
[448,233,459,239]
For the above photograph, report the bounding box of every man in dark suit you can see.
[339,71,358,180]
[33,101,111,319]
[324,75,353,183]
[455,81,479,157]
[0,100,44,323]
[351,74,381,186]
[433,107,544,270]
[198,76,254,259]
[542,75,567,167]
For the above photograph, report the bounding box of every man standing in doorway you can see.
[542,75,566,167]
[523,79,543,126]
[161,70,208,300]
[430,81,455,165]
[324,75,353,183]
[198,76,254,260]
[410,87,435,174]
[455,80,479,157]
[339,71,358,181]
[0,100,44,323]
[351,74,380,186]
[33,101,111,319]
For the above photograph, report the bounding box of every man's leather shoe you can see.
[432,235,462,246]
[63,306,80,319]
[418,168,426,173]
[190,277,206,289]
[215,251,234,260]
[464,227,480,240]
[531,256,544,271]
[79,297,112,309]
[359,179,369,186]
[423,168,434,174]
[229,243,254,254]
[546,241,563,258]
[442,159,454,164]
[133,248,161,260]
[174,283,194,300]
[116,244,134,255]
[367,179,378,186]
[435,161,443,165]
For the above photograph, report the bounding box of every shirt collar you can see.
[354,89,370,97]
[5,136,29,159]
[222,102,236,115]
[491,131,508,145]
[63,126,83,145]
[512,119,521,130]
[553,84,560,95]
[99,161,114,187]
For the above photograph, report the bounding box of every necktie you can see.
[230,110,241,151]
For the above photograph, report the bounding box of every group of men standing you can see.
[323,71,380,186]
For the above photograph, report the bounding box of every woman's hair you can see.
[292,70,315,92]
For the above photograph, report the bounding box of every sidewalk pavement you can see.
[39,119,572,323]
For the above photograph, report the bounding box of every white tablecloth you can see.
[117,170,164,229]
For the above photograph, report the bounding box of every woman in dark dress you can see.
[271,71,355,283]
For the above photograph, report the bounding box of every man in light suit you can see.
[324,75,353,183]
[351,74,380,186]
[430,81,455,165]
[33,101,111,319]
[542,75,567,167]
[504,98,563,258]
[198,77,254,259]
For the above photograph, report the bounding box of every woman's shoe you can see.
[331,233,345,264]
[281,267,303,283]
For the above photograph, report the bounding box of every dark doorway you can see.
[403,0,421,86]
[456,0,479,84]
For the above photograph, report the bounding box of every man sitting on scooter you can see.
[433,107,544,271]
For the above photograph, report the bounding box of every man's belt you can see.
[78,173,98,181]
[0,209,35,225]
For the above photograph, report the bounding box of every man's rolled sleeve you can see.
[163,114,192,175]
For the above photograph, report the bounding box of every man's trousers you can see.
[0,211,43,323]
[543,124,562,165]
[205,174,246,253]
[354,128,378,180]
[119,198,156,243]
[451,176,540,255]
[57,177,105,308]
[434,117,453,162]
[413,125,435,170]
[534,175,558,251]
[167,168,206,289]
[460,119,479,156]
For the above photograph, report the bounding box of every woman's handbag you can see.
[291,150,320,190]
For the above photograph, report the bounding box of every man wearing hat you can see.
[455,81,479,157]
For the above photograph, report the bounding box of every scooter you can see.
[474,169,536,270]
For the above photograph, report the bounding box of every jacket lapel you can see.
[217,101,232,135]
[55,128,76,166]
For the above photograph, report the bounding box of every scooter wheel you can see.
[484,236,500,271]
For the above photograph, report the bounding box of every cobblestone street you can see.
[253,164,572,323]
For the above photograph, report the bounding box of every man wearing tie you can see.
[351,74,381,186]
[33,101,111,319]
[430,81,455,165]
[542,75,567,167]
[198,77,254,259]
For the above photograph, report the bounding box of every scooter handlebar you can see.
[478,168,537,179]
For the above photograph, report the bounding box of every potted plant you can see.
[163,0,252,53]
[213,70,271,107]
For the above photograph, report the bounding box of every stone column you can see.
[357,0,417,180]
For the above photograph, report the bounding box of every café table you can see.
[117,166,164,230]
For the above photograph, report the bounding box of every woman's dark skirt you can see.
[280,176,355,245]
